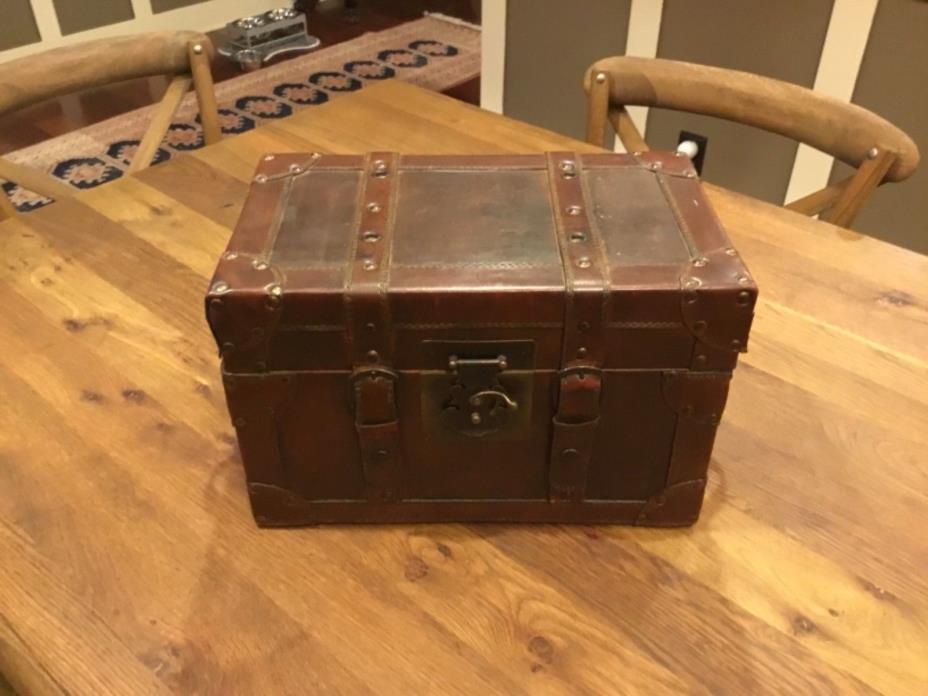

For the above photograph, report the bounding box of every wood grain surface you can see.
[0,80,925,695]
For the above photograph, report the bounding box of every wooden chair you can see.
[583,57,920,229]
[0,31,222,220]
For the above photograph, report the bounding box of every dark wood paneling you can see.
[0,0,41,51]
[52,0,135,36]
[504,0,631,143]
[151,0,207,13]
[646,0,833,205]
[829,1,928,254]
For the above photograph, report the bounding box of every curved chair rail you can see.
[584,57,919,182]
[0,31,213,116]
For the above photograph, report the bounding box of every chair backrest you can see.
[0,31,221,219]
[1,31,204,116]
[583,56,918,183]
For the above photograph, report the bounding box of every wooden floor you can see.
[0,0,479,156]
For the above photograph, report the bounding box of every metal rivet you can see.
[684,290,698,305]
[569,231,587,243]
[221,342,235,354]
[578,320,590,331]
[362,230,380,242]
[234,416,246,427]
[738,275,751,285]
[364,322,376,332]
[209,298,223,310]
[289,164,303,174]
[595,72,606,84]
[685,171,697,178]
[737,290,751,306]
[375,449,389,460]
[867,147,879,159]
[265,295,280,308]
[223,251,238,260]
[372,160,388,177]
[266,283,282,297]
[263,154,275,161]
[469,412,482,425]
[192,44,203,55]
[577,257,592,269]
[252,259,269,270]
[694,354,707,367]
[648,161,662,171]
[211,281,229,293]
[254,174,268,184]
[693,256,708,268]
[725,247,737,256]
[363,259,377,271]
[576,347,588,358]
[561,448,579,461]
[693,320,707,334]
[560,160,576,178]
[366,350,379,362]
[632,151,642,157]
[566,205,582,216]
[730,339,742,350]
[255,360,267,372]
[311,152,322,159]
[684,277,702,290]
[366,202,382,213]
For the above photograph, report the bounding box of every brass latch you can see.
[442,354,519,435]
[421,340,534,440]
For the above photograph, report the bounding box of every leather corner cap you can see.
[635,479,706,526]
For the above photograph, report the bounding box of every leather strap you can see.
[346,152,403,502]
[546,152,608,502]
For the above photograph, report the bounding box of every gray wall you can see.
[500,0,927,253]
[0,0,215,51]
[0,0,41,51]
[829,0,928,254]
[51,0,135,36]
[504,0,631,145]
[645,0,833,205]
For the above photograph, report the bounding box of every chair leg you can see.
[608,106,649,153]
[127,75,192,174]
[585,71,611,147]
[822,148,896,228]
[785,175,853,217]
[0,157,76,201]
[189,41,222,146]
[0,188,17,220]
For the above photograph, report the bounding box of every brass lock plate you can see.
[420,340,535,440]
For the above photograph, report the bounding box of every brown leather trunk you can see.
[206,151,757,526]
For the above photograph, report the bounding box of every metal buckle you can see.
[349,367,399,425]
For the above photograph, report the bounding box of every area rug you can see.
[2,13,480,213]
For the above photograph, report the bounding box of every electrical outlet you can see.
[677,130,708,175]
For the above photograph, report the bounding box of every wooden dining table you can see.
[0,79,925,695]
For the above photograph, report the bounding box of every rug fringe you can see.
[423,11,481,32]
